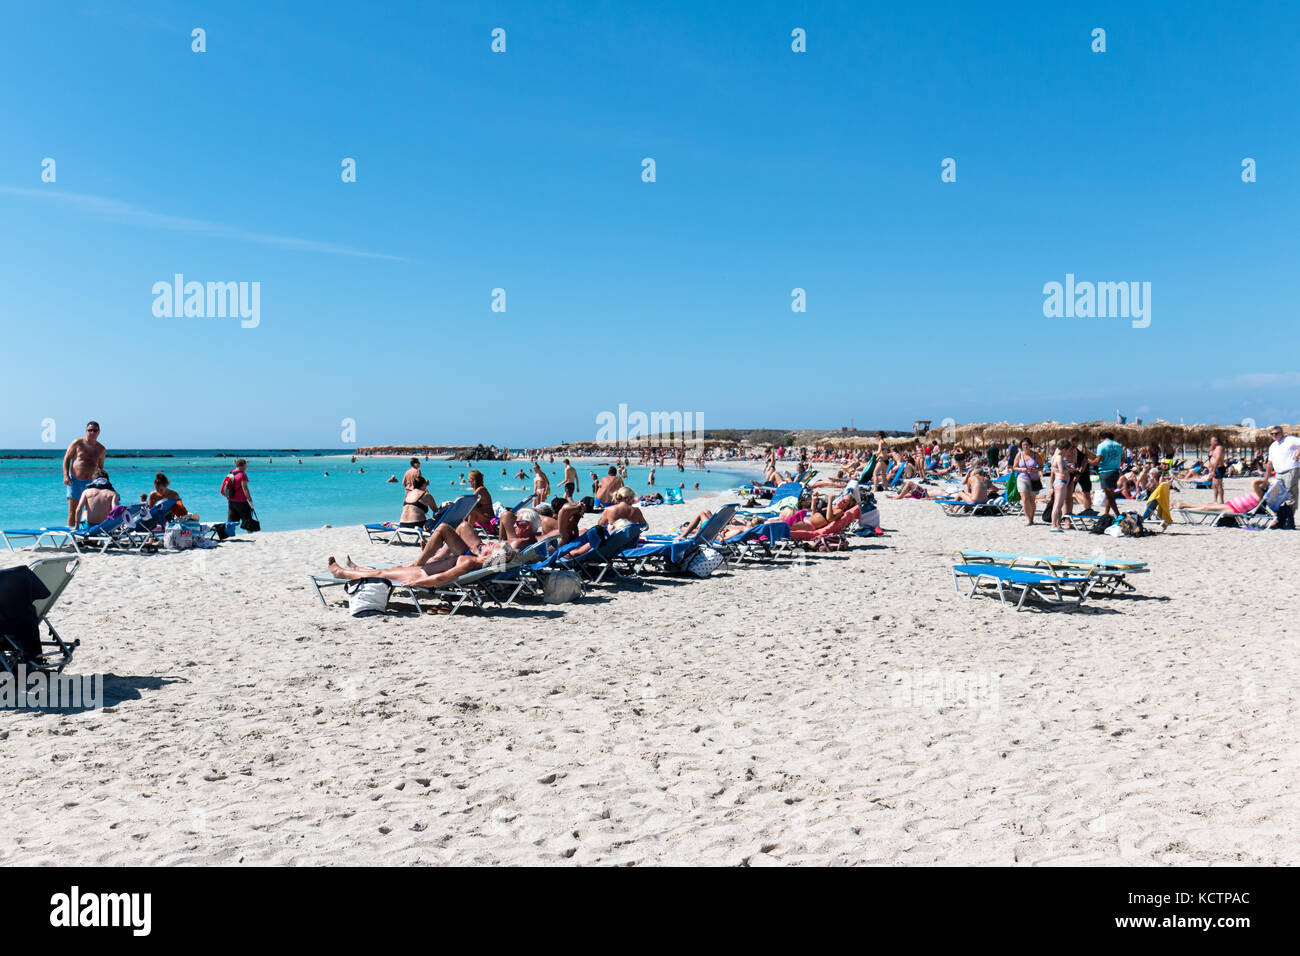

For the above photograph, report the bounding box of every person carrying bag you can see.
[220,458,260,532]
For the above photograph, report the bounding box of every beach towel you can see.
[0,565,51,663]
[1147,481,1172,524]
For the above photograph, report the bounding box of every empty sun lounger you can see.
[954,550,1147,594]
[952,563,1096,610]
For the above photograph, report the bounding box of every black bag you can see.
[244,509,261,533]
[1090,515,1115,534]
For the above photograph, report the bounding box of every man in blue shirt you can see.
[1096,432,1124,517]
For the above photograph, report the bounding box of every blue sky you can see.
[1,0,1296,448]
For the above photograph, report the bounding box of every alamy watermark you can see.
[1042,274,1150,329]
[595,404,704,448]
[890,669,1000,718]
[1,665,103,710]
[152,274,260,328]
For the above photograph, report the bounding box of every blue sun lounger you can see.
[935,496,1009,517]
[618,505,738,574]
[1,507,136,554]
[954,551,1146,594]
[557,524,645,584]
[737,482,803,518]
[952,564,1096,610]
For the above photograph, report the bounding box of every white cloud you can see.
[1211,372,1300,389]
[0,186,407,261]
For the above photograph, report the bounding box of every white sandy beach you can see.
[1,477,1296,866]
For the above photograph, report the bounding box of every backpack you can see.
[220,473,238,498]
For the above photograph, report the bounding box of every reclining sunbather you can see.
[494,508,546,547]
[888,480,929,499]
[327,524,520,590]
[1173,479,1268,514]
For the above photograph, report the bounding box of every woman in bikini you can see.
[1049,439,1077,531]
[466,470,494,528]
[1012,439,1043,525]
[400,476,437,528]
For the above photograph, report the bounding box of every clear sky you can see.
[1,1,1296,448]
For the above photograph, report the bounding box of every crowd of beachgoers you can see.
[5,424,1298,865]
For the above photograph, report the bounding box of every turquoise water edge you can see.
[0,450,756,533]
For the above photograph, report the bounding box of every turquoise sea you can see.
[0,451,756,533]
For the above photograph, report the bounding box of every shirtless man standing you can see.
[562,458,578,500]
[532,462,551,504]
[595,466,623,504]
[63,421,106,526]
[402,457,422,490]
[1207,436,1227,504]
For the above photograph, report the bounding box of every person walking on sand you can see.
[1095,431,1125,517]
[62,421,106,526]
[562,459,578,500]
[222,459,257,531]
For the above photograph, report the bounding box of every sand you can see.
[1,476,1296,865]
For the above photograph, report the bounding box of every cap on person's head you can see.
[515,508,542,533]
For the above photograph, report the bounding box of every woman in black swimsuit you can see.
[400,476,437,528]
